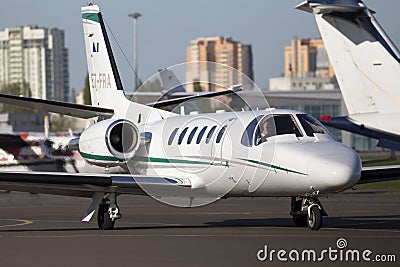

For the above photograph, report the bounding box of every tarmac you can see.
[0,189,399,266]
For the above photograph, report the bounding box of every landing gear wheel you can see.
[307,206,322,230]
[97,204,115,230]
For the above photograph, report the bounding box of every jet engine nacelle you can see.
[79,119,140,167]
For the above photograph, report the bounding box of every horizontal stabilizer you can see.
[377,139,400,151]
[146,85,243,108]
[359,165,400,184]
[320,116,400,150]
[0,93,114,119]
[296,0,366,14]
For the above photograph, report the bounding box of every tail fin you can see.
[81,4,126,109]
[81,4,171,122]
[159,68,187,94]
[297,0,400,115]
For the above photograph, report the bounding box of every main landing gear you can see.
[97,192,121,230]
[290,196,327,230]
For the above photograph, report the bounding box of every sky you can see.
[1,0,400,94]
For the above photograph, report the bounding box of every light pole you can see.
[128,12,142,91]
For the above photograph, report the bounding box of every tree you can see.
[83,74,91,105]
[0,82,32,113]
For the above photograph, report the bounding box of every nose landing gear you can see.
[290,196,326,230]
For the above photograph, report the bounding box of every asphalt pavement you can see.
[0,189,399,266]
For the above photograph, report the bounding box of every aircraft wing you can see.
[146,85,243,108]
[359,165,400,184]
[0,171,191,198]
[0,93,114,119]
[0,86,243,117]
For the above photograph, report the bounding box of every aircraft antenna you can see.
[103,16,142,89]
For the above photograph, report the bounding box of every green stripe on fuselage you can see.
[238,158,307,176]
[80,151,123,162]
[135,156,212,165]
[79,152,211,165]
[82,13,100,23]
[79,152,305,176]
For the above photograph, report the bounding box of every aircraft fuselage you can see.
[128,109,362,198]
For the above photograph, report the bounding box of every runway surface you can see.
[0,189,399,266]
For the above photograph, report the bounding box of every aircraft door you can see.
[248,115,276,193]
[212,118,235,166]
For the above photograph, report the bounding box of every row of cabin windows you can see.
[168,125,227,145]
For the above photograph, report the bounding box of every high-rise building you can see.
[284,37,334,79]
[0,25,69,101]
[186,37,253,92]
[269,37,337,91]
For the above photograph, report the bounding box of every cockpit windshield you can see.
[296,114,333,138]
[241,114,304,147]
[241,113,334,147]
[254,115,302,145]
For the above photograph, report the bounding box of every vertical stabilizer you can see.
[297,0,400,115]
[81,4,171,122]
[81,4,126,109]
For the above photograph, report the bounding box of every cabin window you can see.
[168,128,179,145]
[216,125,227,143]
[205,126,217,144]
[177,127,189,145]
[187,127,198,144]
[196,126,208,144]
[255,115,302,145]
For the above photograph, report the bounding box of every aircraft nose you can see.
[307,148,361,193]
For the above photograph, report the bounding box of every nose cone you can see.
[308,147,361,194]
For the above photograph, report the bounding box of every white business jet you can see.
[297,0,400,151]
[0,3,388,231]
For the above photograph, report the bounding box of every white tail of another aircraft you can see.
[297,0,400,116]
[81,4,170,123]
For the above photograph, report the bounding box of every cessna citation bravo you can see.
[0,4,394,231]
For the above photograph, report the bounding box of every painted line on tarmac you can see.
[329,228,400,234]
[31,220,96,224]
[31,220,183,226]
[334,227,400,232]
[117,222,183,226]
[0,219,33,228]
[15,233,400,239]
[142,211,287,215]
[327,221,400,233]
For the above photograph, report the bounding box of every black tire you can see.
[293,214,307,227]
[97,204,115,230]
[307,206,322,230]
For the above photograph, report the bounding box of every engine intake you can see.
[106,120,139,158]
[79,119,140,166]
